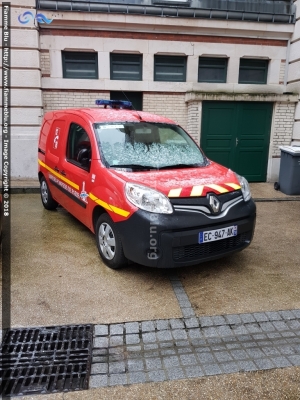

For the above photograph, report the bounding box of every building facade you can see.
[2,0,300,181]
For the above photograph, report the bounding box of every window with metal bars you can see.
[62,51,98,79]
[198,57,228,83]
[110,54,142,81]
[238,59,268,84]
[154,55,187,82]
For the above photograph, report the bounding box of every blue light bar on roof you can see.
[95,99,133,109]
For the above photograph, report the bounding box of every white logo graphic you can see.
[209,194,220,213]
[80,181,89,203]
[53,127,60,149]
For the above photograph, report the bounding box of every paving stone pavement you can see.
[168,273,196,318]
[90,273,300,388]
[90,309,300,388]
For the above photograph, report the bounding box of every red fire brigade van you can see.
[38,100,256,269]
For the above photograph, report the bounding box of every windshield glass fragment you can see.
[94,122,206,170]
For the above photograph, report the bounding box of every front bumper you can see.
[116,197,256,268]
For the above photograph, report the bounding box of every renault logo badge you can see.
[209,195,220,213]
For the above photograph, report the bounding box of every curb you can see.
[254,197,300,202]
[10,187,40,194]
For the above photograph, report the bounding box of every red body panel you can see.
[111,162,240,197]
[38,107,241,233]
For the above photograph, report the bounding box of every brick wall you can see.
[43,91,110,113]
[40,28,287,47]
[187,102,200,143]
[43,92,188,128]
[40,50,50,77]
[43,91,296,157]
[272,102,296,156]
[143,93,188,130]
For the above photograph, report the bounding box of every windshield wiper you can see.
[110,164,157,170]
[158,163,203,170]
[110,163,205,170]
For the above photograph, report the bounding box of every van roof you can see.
[45,108,176,125]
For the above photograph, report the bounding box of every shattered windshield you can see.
[94,122,206,170]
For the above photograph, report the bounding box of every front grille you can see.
[173,232,250,261]
[171,190,243,216]
[0,325,92,397]
[170,190,242,206]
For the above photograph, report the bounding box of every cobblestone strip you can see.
[168,273,196,318]
[90,309,300,388]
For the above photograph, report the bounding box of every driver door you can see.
[59,117,95,227]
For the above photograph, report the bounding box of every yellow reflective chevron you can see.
[205,184,229,193]
[225,183,241,190]
[190,185,204,197]
[168,188,182,197]
[167,182,241,198]
[38,159,79,190]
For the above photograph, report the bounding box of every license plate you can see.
[199,225,238,244]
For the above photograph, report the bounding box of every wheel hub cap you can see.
[99,222,116,260]
[41,181,48,203]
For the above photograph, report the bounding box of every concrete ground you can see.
[3,182,300,399]
[14,367,300,400]
[7,184,300,326]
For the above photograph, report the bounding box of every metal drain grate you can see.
[0,324,93,397]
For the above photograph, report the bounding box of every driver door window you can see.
[67,123,91,171]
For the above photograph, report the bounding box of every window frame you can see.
[154,55,187,82]
[238,58,268,84]
[198,57,228,83]
[66,122,92,171]
[62,51,98,80]
[110,53,143,81]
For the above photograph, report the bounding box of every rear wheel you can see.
[274,182,280,191]
[40,176,58,210]
[96,214,127,269]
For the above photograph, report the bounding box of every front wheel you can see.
[96,214,127,269]
[40,176,58,210]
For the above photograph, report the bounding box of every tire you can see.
[274,182,280,191]
[96,213,127,269]
[40,176,58,210]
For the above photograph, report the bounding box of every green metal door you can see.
[201,101,273,182]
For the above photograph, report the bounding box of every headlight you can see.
[125,183,173,214]
[235,173,251,202]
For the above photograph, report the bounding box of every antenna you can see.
[121,91,143,121]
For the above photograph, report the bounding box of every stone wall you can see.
[1,0,43,178]
[287,0,300,145]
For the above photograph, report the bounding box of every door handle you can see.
[54,166,59,172]
[236,138,239,146]
[60,170,66,176]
